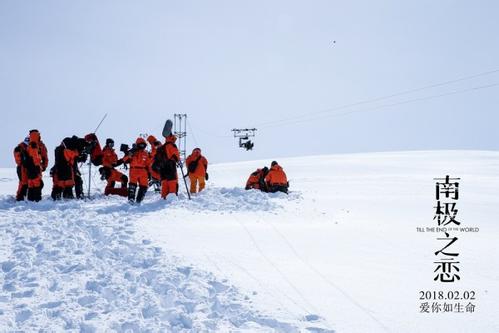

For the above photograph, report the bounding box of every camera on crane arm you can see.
[232,128,257,151]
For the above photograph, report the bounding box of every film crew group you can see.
[13,130,185,203]
[245,161,289,194]
[13,130,288,202]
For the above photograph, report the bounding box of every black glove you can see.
[205,173,209,181]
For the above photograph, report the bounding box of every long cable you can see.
[253,68,499,128]
[267,220,392,333]
[236,220,331,328]
[188,118,233,139]
[260,82,499,129]
[203,252,306,321]
[186,118,199,147]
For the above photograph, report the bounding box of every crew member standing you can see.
[153,134,180,199]
[185,148,208,194]
[24,130,47,201]
[123,138,150,204]
[51,137,79,200]
[146,135,162,191]
[13,137,29,201]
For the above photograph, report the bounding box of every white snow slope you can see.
[1,150,498,332]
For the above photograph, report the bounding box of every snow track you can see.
[0,196,312,332]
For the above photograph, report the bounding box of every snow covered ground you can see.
[1,150,498,332]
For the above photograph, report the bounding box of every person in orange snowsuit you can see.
[50,136,81,200]
[146,135,162,191]
[30,130,49,173]
[23,130,48,201]
[245,167,269,192]
[99,138,128,197]
[13,137,29,201]
[123,137,150,203]
[186,148,208,194]
[152,134,180,199]
[265,161,289,194]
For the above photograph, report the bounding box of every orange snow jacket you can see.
[123,150,151,170]
[246,169,265,190]
[28,130,49,171]
[186,150,208,177]
[163,135,180,162]
[102,146,118,168]
[63,148,79,167]
[14,142,28,166]
[265,164,287,186]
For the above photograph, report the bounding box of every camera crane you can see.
[232,128,257,151]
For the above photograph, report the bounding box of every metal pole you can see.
[178,160,191,200]
[88,162,91,198]
[94,113,108,133]
[87,113,108,199]
[184,114,187,160]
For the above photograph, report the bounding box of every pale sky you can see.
[1,0,498,167]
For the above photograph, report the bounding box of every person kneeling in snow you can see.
[245,167,269,192]
[99,138,128,197]
[186,148,208,194]
[265,161,289,194]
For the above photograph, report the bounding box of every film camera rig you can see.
[232,128,257,151]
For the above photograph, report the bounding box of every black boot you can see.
[75,175,84,199]
[136,186,148,203]
[128,184,137,203]
[16,185,28,201]
[27,187,35,201]
[121,175,128,189]
[51,186,62,200]
[63,187,74,199]
[27,187,42,202]
[33,187,42,202]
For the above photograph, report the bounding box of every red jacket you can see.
[186,151,208,177]
[124,150,150,169]
[265,164,287,186]
[102,146,118,168]
[246,169,266,190]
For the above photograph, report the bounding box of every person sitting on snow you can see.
[265,161,289,194]
[245,167,269,192]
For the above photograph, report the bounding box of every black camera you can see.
[120,143,137,155]
[120,144,129,154]
[243,140,254,151]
